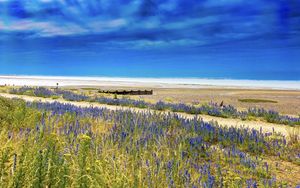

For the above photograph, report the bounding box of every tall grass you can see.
[0,97,299,187]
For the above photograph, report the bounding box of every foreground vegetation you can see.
[6,86,300,126]
[0,97,299,187]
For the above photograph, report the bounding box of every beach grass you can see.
[80,87,99,90]
[0,86,11,93]
[5,86,300,126]
[0,97,299,187]
[239,98,278,103]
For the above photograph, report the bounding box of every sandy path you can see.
[0,93,293,136]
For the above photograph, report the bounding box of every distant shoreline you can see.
[0,75,300,90]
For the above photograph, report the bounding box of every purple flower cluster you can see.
[56,89,89,101]
[10,86,57,97]
[248,107,300,125]
[14,99,298,186]
[27,100,298,162]
[33,87,58,97]
[9,86,34,95]
[3,96,298,187]
[95,97,148,108]
[10,86,300,126]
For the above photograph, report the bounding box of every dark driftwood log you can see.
[98,89,153,95]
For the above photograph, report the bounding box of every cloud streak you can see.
[0,0,299,50]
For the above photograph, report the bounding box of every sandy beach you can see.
[1,75,300,90]
[1,75,300,115]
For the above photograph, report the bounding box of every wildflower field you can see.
[0,96,299,187]
[7,87,300,126]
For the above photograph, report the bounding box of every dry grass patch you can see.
[238,98,278,103]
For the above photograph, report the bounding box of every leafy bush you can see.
[0,97,41,130]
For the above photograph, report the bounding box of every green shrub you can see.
[0,97,41,130]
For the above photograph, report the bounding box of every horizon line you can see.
[1,75,300,91]
[1,74,300,82]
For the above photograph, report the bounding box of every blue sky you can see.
[0,0,300,80]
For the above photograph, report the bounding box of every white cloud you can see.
[88,19,127,32]
[133,39,202,48]
[204,0,245,7]
[0,16,128,37]
[0,21,4,29]
[93,39,203,50]
[2,20,88,37]
[39,0,55,2]
[164,17,217,30]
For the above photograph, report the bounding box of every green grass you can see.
[80,88,98,91]
[238,98,278,103]
[51,96,60,100]
[0,97,42,130]
[0,86,10,93]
